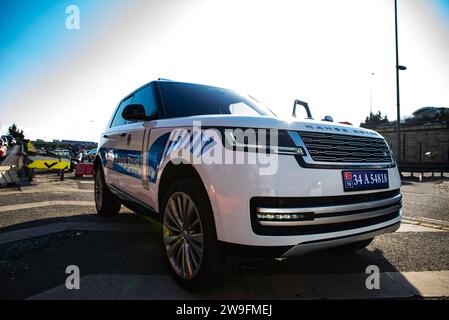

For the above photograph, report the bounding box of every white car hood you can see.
[150,115,382,138]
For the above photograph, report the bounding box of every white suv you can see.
[95,80,402,290]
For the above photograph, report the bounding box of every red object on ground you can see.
[75,163,95,177]
[0,141,7,158]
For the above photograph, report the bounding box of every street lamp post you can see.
[394,0,407,163]
[370,72,375,115]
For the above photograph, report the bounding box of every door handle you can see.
[103,134,109,138]
[119,132,126,137]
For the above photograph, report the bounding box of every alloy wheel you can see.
[163,192,204,280]
[95,170,103,209]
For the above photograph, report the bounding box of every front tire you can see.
[161,178,226,291]
[94,166,121,216]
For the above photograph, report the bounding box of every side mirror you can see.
[122,104,156,121]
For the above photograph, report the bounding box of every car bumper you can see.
[195,155,402,248]
[282,220,400,257]
[219,220,401,258]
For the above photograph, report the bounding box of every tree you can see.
[360,111,390,128]
[8,123,25,140]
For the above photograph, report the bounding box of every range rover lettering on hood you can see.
[303,124,380,137]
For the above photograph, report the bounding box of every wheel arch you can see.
[158,162,204,211]
[157,162,219,238]
[94,155,102,171]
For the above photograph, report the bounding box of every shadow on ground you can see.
[0,212,419,299]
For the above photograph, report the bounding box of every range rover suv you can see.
[94,80,402,290]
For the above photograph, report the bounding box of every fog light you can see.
[257,212,312,221]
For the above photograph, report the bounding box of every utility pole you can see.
[395,0,407,162]
[370,72,375,115]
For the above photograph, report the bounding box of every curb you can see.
[402,218,449,232]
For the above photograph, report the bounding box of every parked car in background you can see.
[52,149,71,159]
[86,148,97,162]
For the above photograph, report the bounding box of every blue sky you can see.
[436,0,449,26]
[0,0,448,141]
[0,0,126,97]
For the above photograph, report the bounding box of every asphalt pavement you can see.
[401,179,449,225]
[0,173,448,300]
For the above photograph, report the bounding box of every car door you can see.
[115,84,161,209]
[100,97,133,188]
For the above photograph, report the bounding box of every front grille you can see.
[299,131,392,163]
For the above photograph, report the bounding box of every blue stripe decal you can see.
[98,147,143,179]
[147,133,170,183]
[98,130,219,183]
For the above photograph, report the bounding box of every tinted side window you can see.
[110,96,133,127]
[132,85,158,117]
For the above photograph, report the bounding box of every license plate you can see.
[342,170,389,192]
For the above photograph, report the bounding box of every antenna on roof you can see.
[158,78,174,82]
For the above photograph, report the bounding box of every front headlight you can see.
[221,128,305,156]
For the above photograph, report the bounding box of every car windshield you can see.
[158,82,275,118]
